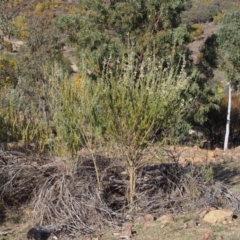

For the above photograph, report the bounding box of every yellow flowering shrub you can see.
[191,24,203,38]
[213,13,222,24]
[12,14,28,40]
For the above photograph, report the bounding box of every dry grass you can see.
[1,147,240,239]
[133,216,240,240]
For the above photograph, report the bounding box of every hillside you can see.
[2,1,240,239]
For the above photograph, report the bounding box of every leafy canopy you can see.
[217,10,240,89]
[58,0,188,77]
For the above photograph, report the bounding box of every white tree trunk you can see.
[224,84,232,150]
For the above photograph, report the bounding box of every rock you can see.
[222,220,227,225]
[119,236,130,240]
[120,171,128,178]
[209,207,217,211]
[135,214,154,224]
[198,231,211,240]
[185,219,197,228]
[135,216,145,224]
[160,224,165,229]
[199,210,208,218]
[143,214,154,222]
[27,225,56,240]
[213,148,223,157]
[156,214,175,223]
[203,209,233,224]
[118,222,132,240]
[0,229,13,237]
[112,232,121,237]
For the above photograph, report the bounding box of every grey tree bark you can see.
[224,84,232,150]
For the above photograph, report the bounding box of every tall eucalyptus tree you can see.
[217,10,240,149]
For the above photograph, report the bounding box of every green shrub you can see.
[224,2,240,12]
[0,57,17,89]
[12,14,28,40]
[0,52,191,155]
[213,13,222,23]
[201,165,214,184]
[181,2,221,24]
[34,3,44,14]
[0,52,195,205]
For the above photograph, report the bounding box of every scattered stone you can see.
[210,207,217,211]
[119,236,130,240]
[144,214,154,222]
[135,214,155,224]
[125,214,133,221]
[135,216,145,224]
[185,219,197,228]
[156,214,175,223]
[120,171,128,178]
[83,237,91,240]
[118,222,132,240]
[0,229,13,236]
[198,231,211,240]
[27,225,56,240]
[203,209,233,224]
[199,210,208,218]
[112,232,121,237]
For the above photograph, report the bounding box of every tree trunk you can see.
[224,84,232,150]
[127,164,136,206]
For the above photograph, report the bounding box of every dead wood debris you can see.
[0,149,240,238]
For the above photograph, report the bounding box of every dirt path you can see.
[3,36,25,46]
[187,22,217,64]
[187,22,228,87]
[4,22,226,83]
[3,36,79,73]
[62,45,78,73]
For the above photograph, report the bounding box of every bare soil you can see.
[4,36,79,74]
[187,22,228,88]
[187,22,217,64]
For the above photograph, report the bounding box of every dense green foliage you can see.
[1,0,240,153]
[217,10,240,89]
[58,0,190,79]
[181,0,221,24]
[16,14,69,82]
[1,0,231,153]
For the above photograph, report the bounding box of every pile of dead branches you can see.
[0,149,240,238]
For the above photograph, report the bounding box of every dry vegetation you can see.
[1,147,240,239]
